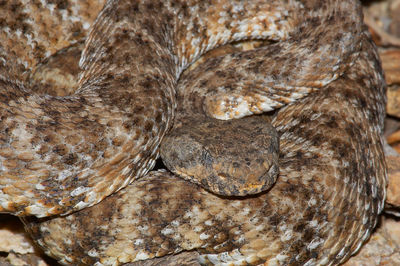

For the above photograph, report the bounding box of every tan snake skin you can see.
[0,0,387,265]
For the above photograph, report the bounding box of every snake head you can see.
[160,115,279,196]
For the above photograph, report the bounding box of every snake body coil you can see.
[0,0,387,265]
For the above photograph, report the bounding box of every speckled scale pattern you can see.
[174,1,364,120]
[25,30,386,266]
[1,0,387,265]
[0,0,307,217]
[0,0,106,80]
[0,0,365,216]
[25,19,386,266]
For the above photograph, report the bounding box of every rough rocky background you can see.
[1,0,400,265]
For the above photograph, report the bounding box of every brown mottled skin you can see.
[1,0,386,265]
[1,0,364,216]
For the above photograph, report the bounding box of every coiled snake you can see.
[0,0,387,265]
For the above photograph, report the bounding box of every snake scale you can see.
[0,0,387,265]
